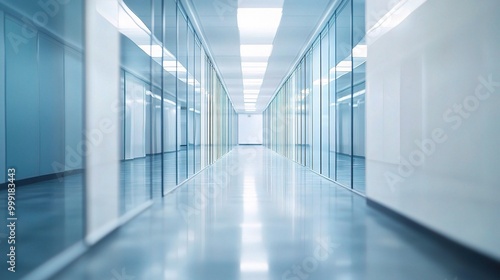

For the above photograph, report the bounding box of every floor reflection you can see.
[55,146,499,280]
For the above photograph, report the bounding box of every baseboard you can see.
[0,169,84,190]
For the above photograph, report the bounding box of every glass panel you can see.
[353,0,366,192]
[1,1,84,276]
[335,0,353,187]
[177,11,188,183]
[305,52,313,168]
[122,72,148,211]
[288,77,296,161]
[321,31,330,176]
[299,61,306,165]
[150,0,163,197]
[119,0,152,212]
[163,0,177,193]
[329,19,337,180]
[194,40,202,173]
[187,27,195,176]
[312,40,321,173]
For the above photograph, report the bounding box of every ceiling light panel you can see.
[244,89,260,94]
[240,45,273,57]
[243,79,263,86]
[353,44,367,58]
[237,8,282,28]
[139,45,163,58]
[242,62,268,74]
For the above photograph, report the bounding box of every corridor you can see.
[54,147,496,280]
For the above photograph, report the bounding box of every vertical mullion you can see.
[350,0,354,189]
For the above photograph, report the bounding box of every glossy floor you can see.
[52,146,498,279]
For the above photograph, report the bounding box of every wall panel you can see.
[366,0,500,260]
[39,35,65,175]
[64,48,84,171]
[5,17,40,180]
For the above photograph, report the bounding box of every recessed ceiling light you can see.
[243,79,263,86]
[353,44,367,58]
[240,45,273,57]
[139,45,163,57]
[242,67,267,75]
[118,4,149,31]
[240,261,269,272]
[335,60,352,72]
[244,89,260,94]
[163,61,187,73]
[242,62,268,68]
[337,89,366,102]
[238,8,282,31]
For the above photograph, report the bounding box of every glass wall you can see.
[0,0,85,278]
[117,0,237,199]
[263,0,366,193]
[0,0,237,277]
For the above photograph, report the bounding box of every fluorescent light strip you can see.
[336,89,366,103]
[240,45,273,57]
[353,44,367,58]
[240,262,269,272]
[367,0,427,43]
[237,8,282,29]
[242,62,268,68]
[146,91,177,106]
[243,79,263,86]
[237,8,283,112]
[139,45,163,58]
[242,68,267,75]
[244,90,260,94]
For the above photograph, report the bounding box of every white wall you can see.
[238,114,263,145]
[366,0,500,260]
[85,0,120,245]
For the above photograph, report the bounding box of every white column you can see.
[84,0,121,245]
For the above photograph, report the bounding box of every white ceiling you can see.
[188,0,334,113]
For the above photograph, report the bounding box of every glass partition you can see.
[0,1,84,277]
[352,0,366,192]
[335,0,353,188]
[0,0,238,277]
[263,0,366,193]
